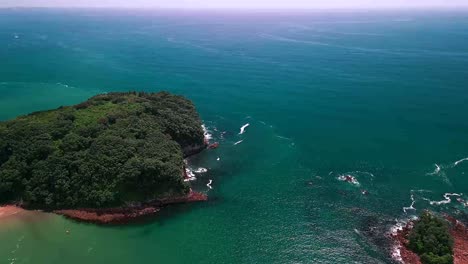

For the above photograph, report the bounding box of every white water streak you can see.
[427,193,462,205]
[454,157,468,167]
[234,140,244,145]
[403,194,416,213]
[239,123,250,135]
[207,179,213,190]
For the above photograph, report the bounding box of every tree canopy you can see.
[0,92,205,209]
[408,211,454,264]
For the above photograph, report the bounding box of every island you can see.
[393,211,468,264]
[0,91,208,223]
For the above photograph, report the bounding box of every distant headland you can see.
[0,91,208,223]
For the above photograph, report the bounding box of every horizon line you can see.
[2,6,468,11]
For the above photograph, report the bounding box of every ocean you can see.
[0,8,468,264]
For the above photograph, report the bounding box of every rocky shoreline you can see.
[446,215,468,264]
[392,221,422,264]
[0,191,207,225]
[1,141,211,225]
[0,205,25,219]
[54,191,207,224]
[182,143,207,158]
[391,216,468,264]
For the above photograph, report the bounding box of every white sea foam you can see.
[186,169,195,177]
[239,123,250,135]
[207,179,213,190]
[184,168,196,182]
[388,218,413,263]
[389,219,406,236]
[337,174,360,186]
[391,244,404,264]
[454,157,468,167]
[427,164,441,175]
[426,163,452,186]
[202,124,213,141]
[234,140,243,145]
[194,167,208,174]
[403,194,416,213]
[456,198,468,207]
[427,193,462,205]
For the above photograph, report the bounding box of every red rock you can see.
[54,191,207,224]
[392,216,468,264]
[0,205,24,219]
[445,215,468,264]
[392,222,422,264]
[208,142,219,149]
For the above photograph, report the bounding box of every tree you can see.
[408,211,454,264]
[0,92,204,209]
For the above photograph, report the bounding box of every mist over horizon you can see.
[1,0,468,9]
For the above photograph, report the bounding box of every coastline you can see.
[0,205,25,220]
[0,191,207,225]
[391,216,468,264]
[54,191,207,224]
[0,132,210,225]
[391,221,422,264]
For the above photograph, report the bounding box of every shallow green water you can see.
[0,9,467,264]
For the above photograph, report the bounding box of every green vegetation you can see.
[408,211,454,264]
[0,92,205,209]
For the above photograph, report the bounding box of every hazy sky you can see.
[1,0,468,9]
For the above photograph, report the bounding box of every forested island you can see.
[0,92,207,223]
[394,211,468,264]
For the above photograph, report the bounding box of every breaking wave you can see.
[184,167,196,182]
[239,123,250,135]
[194,167,208,174]
[207,179,213,190]
[202,124,213,141]
[454,157,468,167]
[337,174,360,186]
[426,163,441,175]
[403,194,416,214]
[425,163,451,186]
[423,193,463,206]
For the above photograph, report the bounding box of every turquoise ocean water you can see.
[1,9,468,264]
